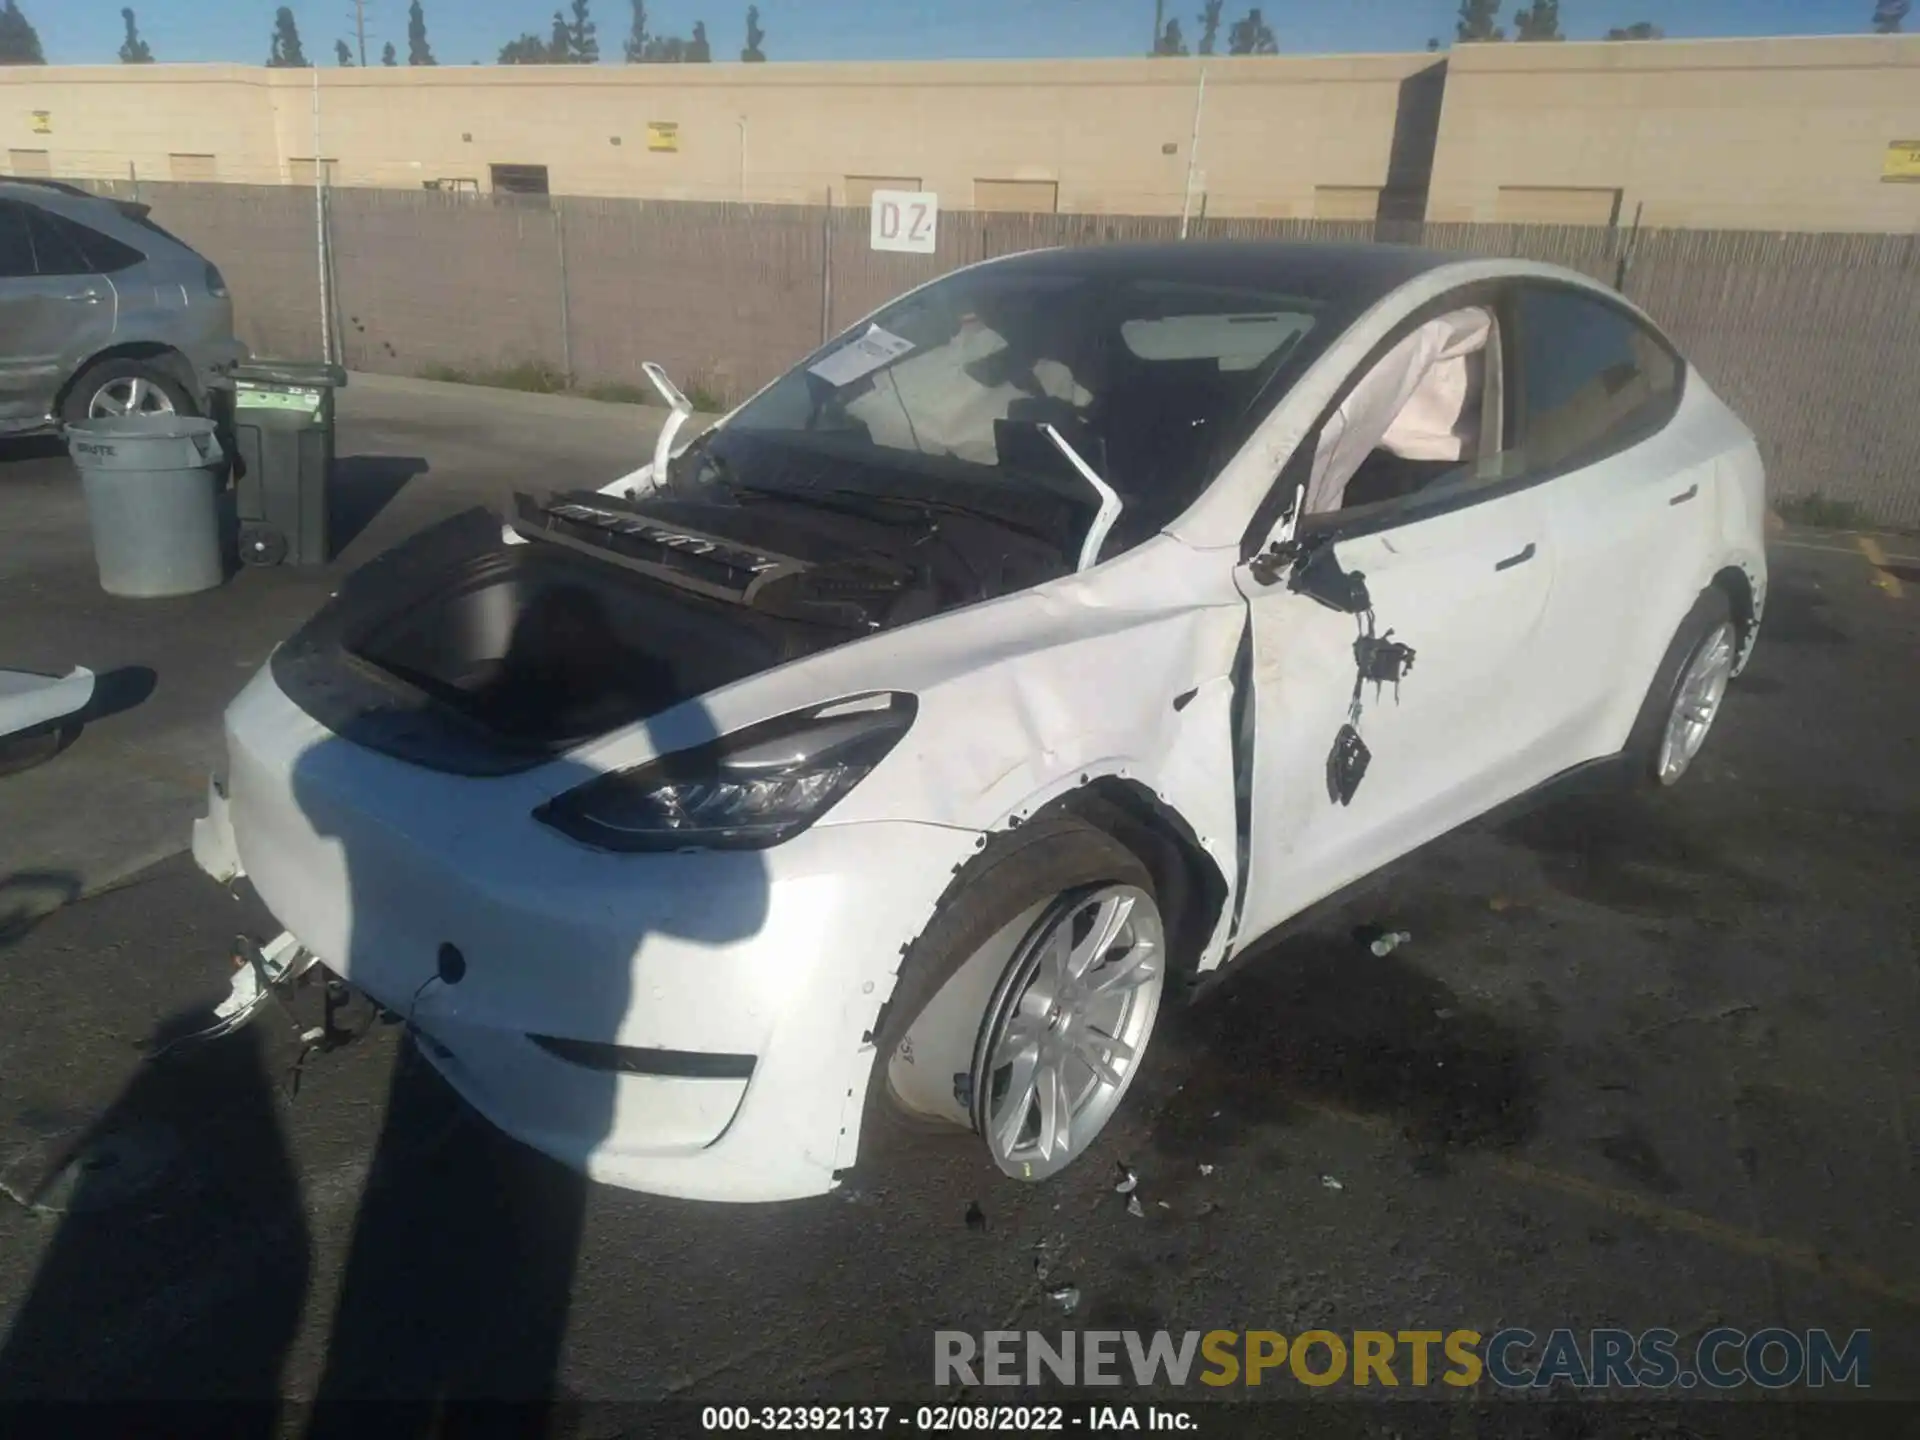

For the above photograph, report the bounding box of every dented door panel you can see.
[1231,489,1555,952]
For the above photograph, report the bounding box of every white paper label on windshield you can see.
[807,325,914,388]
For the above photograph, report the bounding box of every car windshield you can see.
[707,262,1333,543]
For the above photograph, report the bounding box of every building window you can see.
[973,179,1058,213]
[490,163,550,195]
[1312,185,1381,222]
[169,153,218,183]
[1494,186,1623,226]
[7,149,53,179]
[842,175,919,208]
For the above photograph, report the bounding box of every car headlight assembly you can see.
[534,693,916,852]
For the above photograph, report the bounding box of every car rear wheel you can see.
[1628,587,1737,787]
[862,817,1165,1183]
[62,357,196,425]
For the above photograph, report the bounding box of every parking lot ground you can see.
[0,384,1916,1410]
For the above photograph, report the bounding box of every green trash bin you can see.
[226,360,348,568]
[66,415,227,598]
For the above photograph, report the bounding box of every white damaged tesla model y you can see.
[192,242,1768,1201]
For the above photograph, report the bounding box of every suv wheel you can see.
[62,358,196,424]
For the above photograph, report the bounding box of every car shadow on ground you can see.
[328,455,430,555]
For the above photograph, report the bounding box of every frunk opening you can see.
[346,546,784,750]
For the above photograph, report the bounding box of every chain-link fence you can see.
[77,179,1920,527]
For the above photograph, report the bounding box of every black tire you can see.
[59,356,197,426]
[856,816,1155,1167]
[1624,586,1734,787]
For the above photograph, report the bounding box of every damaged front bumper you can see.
[193,669,981,1202]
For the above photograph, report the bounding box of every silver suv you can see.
[0,179,247,435]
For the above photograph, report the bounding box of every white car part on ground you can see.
[0,667,95,741]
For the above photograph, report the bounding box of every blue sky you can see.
[26,0,1888,67]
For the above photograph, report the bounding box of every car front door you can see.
[1228,297,1562,952]
[0,200,117,430]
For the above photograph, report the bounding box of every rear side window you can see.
[1512,285,1680,475]
[0,201,32,279]
[56,214,145,273]
[24,208,145,275]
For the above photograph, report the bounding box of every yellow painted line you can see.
[1290,1097,1920,1311]
[1772,537,1920,564]
[1857,536,1904,599]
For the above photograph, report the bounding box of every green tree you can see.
[1153,17,1188,53]
[622,0,647,59]
[549,10,571,57]
[1605,20,1664,38]
[382,40,397,62]
[1456,0,1504,40]
[0,0,46,63]
[118,7,153,62]
[1872,0,1910,32]
[1196,0,1224,53]
[498,31,553,61]
[741,3,765,60]
[1226,6,1276,53]
[566,0,598,60]
[408,0,436,62]
[334,37,354,63]
[268,7,310,65]
[688,19,710,59]
[1512,0,1563,40]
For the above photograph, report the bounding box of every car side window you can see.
[0,201,34,280]
[1510,285,1680,477]
[54,215,144,273]
[23,208,94,277]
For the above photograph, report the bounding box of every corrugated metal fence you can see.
[83,181,1920,526]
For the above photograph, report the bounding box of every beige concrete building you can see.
[1428,35,1920,231]
[3,34,1917,231]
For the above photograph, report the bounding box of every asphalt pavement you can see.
[0,382,1915,1417]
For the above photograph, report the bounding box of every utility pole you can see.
[352,0,368,65]
[1152,0,1165,52]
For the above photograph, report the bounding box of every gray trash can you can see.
[66,415,227,599]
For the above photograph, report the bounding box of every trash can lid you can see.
[230,359,349,390]
[66,414,220,441]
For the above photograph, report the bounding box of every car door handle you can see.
[60,290,102,304]
[1669,483,1699,506]
[1495,542,1536,572]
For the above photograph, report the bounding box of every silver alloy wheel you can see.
[1656,620,1736,785]
[88,376,177,419]
[972,883,1165,1182]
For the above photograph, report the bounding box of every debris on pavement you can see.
[965,1200,987,1232]
[1434,1007,1456,1021]
[1113,1163,1138,1194]
[1156,1200,1171,1209]
[1320,1175,1344,1192]
[1126,1195,1145,1218]
[1047,1285,1081,1314]
[1199,1163,1215,1176]
[1371,930,1412,956]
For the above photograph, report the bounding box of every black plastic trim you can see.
[528,1034,757,1079]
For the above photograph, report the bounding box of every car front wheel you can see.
[863,817,1166,1183]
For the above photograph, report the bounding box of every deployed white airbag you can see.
[1305,307,1492,515]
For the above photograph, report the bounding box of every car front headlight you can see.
[534,693,916,852]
